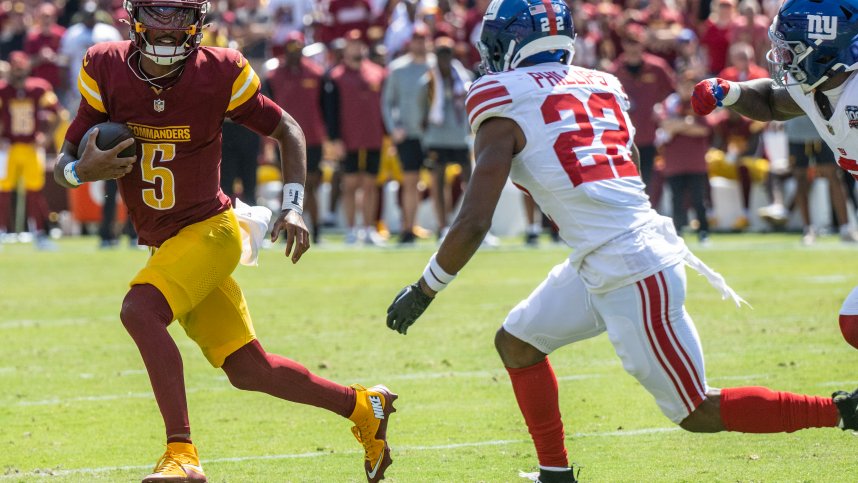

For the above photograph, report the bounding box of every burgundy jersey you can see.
[266,58,326,146]
[0,77,60,144]
[66,41,282,247]
[329,60,385,151]
[24,25,66,89]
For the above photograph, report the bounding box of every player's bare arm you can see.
[386,116,522,335]
[53,129,136,189]
[268,109,310,264]
[692,77,804,122]
[428,117,521,288]
[727,79,804,121]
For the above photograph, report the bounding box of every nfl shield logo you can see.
[846,106,858,129]
[154,99,165,112]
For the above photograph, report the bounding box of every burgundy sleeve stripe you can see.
[468,98,513,126]
[466,85,511,115]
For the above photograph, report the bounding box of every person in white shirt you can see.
[58,1,121,113]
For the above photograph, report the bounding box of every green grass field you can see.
[1,233,857,482]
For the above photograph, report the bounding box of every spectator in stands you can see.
[699,0,737,75]
[382,26,431,245]
[269,0,314,52]
[317,0,375,45]
[717,41,767,82]
[731,0,769,66]
[383,0,424,62]
[226,0,271,74]
[785,116,858,245]
[0,3,28,60]
[420,36,472,240]
[673,28,705,75]
[713,41,769,231]
[264,31,327,244]
[322,30,387,245]
[0,51,62,249]
[58,1,121,112]
[609,23,675,208]
[658,70,713,244]
[24,3,64,92]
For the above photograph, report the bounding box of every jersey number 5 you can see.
[141,143,176,210]
[540,92,638,186]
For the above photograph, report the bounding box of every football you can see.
[77,122,137,158]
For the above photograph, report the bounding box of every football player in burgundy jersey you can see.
[52,1,396,482]
[388,0,858,481]
[694,0,858,375]
[0,51,62,248]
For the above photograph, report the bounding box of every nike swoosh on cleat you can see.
[366,452,384,479]
[182,463,205,473]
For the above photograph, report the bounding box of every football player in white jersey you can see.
[693,0,858,363]
[388,0,858,481]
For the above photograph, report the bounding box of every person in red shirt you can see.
[322,30,387,245]
[0,51,61,248]
[715,42,768,230]
[23,3,65,91]
[609,24,675,208]
[317,0,375,45]
[699,0,738,75]
[52,2,396,481]
[730,0,770,66]
[658,70,715,244]
[264,31,327,243]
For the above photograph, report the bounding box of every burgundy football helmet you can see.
[124,0,210,65]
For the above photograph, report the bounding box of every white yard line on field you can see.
[0,427,680,480]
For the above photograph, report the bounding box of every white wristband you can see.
[422,253,456,292]
[63,161,81,187]
[721,81,741,106]
[281,183,304,214]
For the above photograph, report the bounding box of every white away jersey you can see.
[465,63,688,292]
[786,73,858,178]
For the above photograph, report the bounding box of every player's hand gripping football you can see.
[691,78,732,116]
[386,281,434,335]
[75,127,137,181]
[270,209,310,263]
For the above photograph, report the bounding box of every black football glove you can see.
[386,282,434,335]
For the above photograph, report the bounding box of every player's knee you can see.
[222,342,275,392]
[224,364,260,392]
[839,314,858,350]
[839,288,858,349]
[120,285,171,334]
[494,327,545,368]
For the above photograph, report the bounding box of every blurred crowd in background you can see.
[1,0,858,250]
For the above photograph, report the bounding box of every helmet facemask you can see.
[125,0,208,65]
[767,23,819,93]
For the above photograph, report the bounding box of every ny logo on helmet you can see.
[808,15,837,42]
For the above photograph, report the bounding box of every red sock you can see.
[506,358,568,468]
[25,191,49,232]
[222,340,356,418]
[0,191,10,231]
[720,386,839,433]
[120,284,190,439]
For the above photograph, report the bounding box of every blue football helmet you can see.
[767,0,858,92]
[477,0,575,73]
